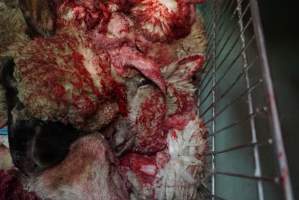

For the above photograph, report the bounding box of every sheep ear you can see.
[162,54,205,82]
[111,46,167,93]
[162,55,205,117]
[19,0,56,37]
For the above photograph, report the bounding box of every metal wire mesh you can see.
[197,0,293,199]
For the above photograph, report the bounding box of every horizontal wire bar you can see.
[201,24,238,80]
[199,58,256,120]
[202,0,240,60]
[207,142,258,155]
[216,56,258,101]
[204,0,227,39]
[216,1,250,48]
[198,180,231,200]
[202,53,213,69]
[199,18,254,94]
[199,51,255,114]
[202,0,244,71]
[200,5,252,86]
[204,33,217,57]
[204,42,214,62]
[198,185,228,200]
[206,17,253,87]
[240,1,251,19]
[204,0,233,40]
[205,16,217,40]
[215,15,252,65]
[205,0,235,52]
[214,171,279,183]
[201,78,262,123]
[201,24,237,79]
[208,111,257,137]
[206,140,271,156]
[213,0,241,41]
[216,0,236,23]
[199,34,255,107]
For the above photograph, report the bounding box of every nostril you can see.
[31,121,80,170]
[8,112,80,175]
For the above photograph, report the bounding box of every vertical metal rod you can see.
[249,0,294,199]
[235,0,264,199]
[211,0,217,199]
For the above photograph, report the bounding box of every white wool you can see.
[78,46,103,90]
[155,119,205,200]
[107,14,130,38]
[168,79,195,93]
[163,54,204,94]
[159,0,178,11]
[144,22,164,38]
[128,85,151,124]
[63,9,74,21]
[140,165,157,175]
[26,135,129,200]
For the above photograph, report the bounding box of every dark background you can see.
[258,0,299,198]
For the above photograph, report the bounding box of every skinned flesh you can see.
[0,0,208,199]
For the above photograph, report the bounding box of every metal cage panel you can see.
[197,0,293,199]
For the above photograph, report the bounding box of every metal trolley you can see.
[197,0,293,199]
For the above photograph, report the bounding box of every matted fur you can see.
[0,144,13,170]
[0,0,28,55]
[25,134,129,200]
